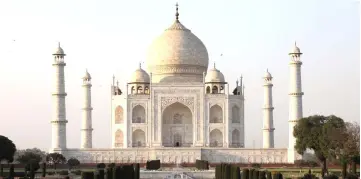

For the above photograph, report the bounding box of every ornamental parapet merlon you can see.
[288,92,304,96]
[51,120,68,123]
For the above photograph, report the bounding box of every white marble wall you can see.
[288,54,304,163]
[51,55,67,150]
[81,80,93,148]
[263,76,274,148]
[54,148,289,164]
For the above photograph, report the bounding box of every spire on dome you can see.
[213,62,216,69]
[139,62,142,69]
[175,2,179,21]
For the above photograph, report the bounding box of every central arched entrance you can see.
[162,102,193,147]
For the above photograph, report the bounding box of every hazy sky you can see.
[0,0,359,151]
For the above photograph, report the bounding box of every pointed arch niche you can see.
[232,105,240,123]
[132,105,146,123]
[209,129,223,147]
[115,106,124,124]
[114,130,124,147]
[209,105,223,123]
[231,129,240,147]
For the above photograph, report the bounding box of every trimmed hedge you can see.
[195,160,209,170]
[215,163,240,179]
[146,160,160,170]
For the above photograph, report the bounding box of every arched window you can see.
[137,86,142,94]
[206,86,211,94]
[173,113,183,124]
[131,86,135,94]
[144,86,149,94]
[212,86,218,94]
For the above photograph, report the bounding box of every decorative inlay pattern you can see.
[161,97,194,112]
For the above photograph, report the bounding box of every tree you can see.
[67,158,80,170]
[46,153,66,171]
[343,122,360,174]
[15,148,47,164]
[293,115,346,177]
[0,135,17,163]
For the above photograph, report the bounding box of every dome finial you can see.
[139,62,142,69]
[175,2,179,21]
[213,62,216,69]
[58,42,61,48]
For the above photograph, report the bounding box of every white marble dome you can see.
[129,64,150,83]
[83,69,91,80]
[146,16,209,83]
[53,43,65,55]
[264,70,272,78]
[205,64,225,83]
[290,42,301,54]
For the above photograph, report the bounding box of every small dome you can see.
[83,69,91,80]
[264,69,272,78]
[290,41,301,54]
[53,42,65,55]
[205,64,225,83]
[130,64,150,83]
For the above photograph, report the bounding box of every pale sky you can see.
[0,0,359,151]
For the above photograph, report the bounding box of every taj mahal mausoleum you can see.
[49,4,305,164]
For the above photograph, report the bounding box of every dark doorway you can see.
[175,142,180,147]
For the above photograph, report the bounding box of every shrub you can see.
[106,167,113,179]
[58,170,69,175]
[9,164,15,178]
[266,171,272,179]
[107,163,115,168]
[47,171,55,175]
[195,160,209,170]
[259,171,266,179]
[323,174,338,179]
[97,163,106,169]
[242,168,249,179]
[81,171,94,179]
[252,163,261,169]
[0,164,3,177]
[134,163,140,179]
[71,170,82,175]
[303,173,317,179]
[345,174,358,179]
[67,158,80,170]
[42,162,46,177]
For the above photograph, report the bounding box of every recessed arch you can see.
[115,130,123,147]
[212,86,218,94]
[137,86,142,94]
[132,129,145,147]
[115,106,123,124]
[210,105,223,123]
[231,129,240,147]
[210,129,223,147]
[162,102,193,147]
[232,105,240,123]
[132,105,146,123]
[206,86,211,94]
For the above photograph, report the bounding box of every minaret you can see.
[51,43,68,150]
[262,69,275,148]
[288,42,304,162]
[81,69,93,148]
